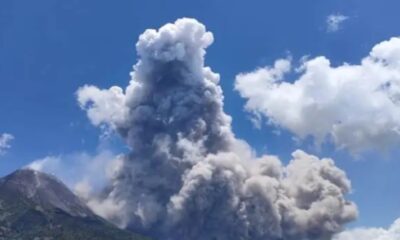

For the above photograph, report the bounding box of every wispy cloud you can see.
[0,133,14,155]
[326,14,348,32]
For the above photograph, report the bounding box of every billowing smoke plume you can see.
[77,18,357,240]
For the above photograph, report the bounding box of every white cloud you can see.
[334,218,400,240]
[326,14,348,32]
[0,133,14,155]
[235,37,400,154]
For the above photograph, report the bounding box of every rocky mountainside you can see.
[0,169,149,240]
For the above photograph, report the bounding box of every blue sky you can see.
[1,0,400,231]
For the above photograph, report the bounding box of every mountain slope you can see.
[0,169,149,240]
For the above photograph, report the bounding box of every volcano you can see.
[0,169,150,240]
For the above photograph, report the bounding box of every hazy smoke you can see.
[27,150,120,200]
[77,18,357,240]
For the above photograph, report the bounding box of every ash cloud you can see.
[77,18,357,240]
